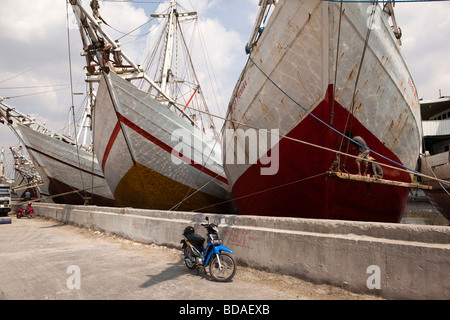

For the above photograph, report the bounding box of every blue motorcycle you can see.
[180,217,236,282]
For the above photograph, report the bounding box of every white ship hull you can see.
[15,123,116,206]
[94,71,234,212]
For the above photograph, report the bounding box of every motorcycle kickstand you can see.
[197,266,206,276]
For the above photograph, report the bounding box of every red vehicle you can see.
[16,202,35,219]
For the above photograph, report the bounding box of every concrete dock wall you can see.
[33,203,450,300]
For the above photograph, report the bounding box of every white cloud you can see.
[396,2,450,99]
[95,1,149,62]
[0,0,66,44]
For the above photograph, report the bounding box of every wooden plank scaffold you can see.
[326,171,433,190]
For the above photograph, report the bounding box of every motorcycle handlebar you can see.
[201,218,216,228]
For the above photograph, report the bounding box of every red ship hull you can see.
[230,87,410,222]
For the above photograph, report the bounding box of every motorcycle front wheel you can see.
[209,253,236,282]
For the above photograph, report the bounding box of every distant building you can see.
[420,96,450,221]
[421,96,450,154]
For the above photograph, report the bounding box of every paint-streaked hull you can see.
[94,71,234,213]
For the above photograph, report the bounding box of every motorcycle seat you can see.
[185,233,205,251]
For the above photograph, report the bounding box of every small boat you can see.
[420,96,450,221]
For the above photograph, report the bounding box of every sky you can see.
[0,0,449,178]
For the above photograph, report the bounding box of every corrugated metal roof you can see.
[420,97,450,120]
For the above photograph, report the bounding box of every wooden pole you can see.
[326,171,433,190]
[13,184,108,206]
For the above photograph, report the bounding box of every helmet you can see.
[184,226,195,235]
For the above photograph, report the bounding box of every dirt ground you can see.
[88,230,382,300]
[0,216,382,300]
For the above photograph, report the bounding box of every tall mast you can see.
[160,0,177,97]
[0,97,78,147]
[69,0,196,125]
[246,0,276,54]
[76,93,93,149]
[151,0,197,102]
[0,147,5,179]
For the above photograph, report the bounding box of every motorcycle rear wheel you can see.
[209,253,236,282]
[184,246,196,270]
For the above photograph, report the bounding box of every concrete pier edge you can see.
[32,203,450,300]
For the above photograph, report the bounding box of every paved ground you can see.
[0,215,381,300]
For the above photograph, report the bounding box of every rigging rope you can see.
[107,17,155,41]
[422,155,450,191]
[66,1,87,198]
[192,173,327,213]
[330,0,345,171]
[0,50,67,85]
[168,133,221,212]
[246,55,424,177]
[1,83,84,100]
[339,0,378,159]
[330,0,343,128]
[15,183,108,206]
[177,73,450,188]
[175,101,450,212]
